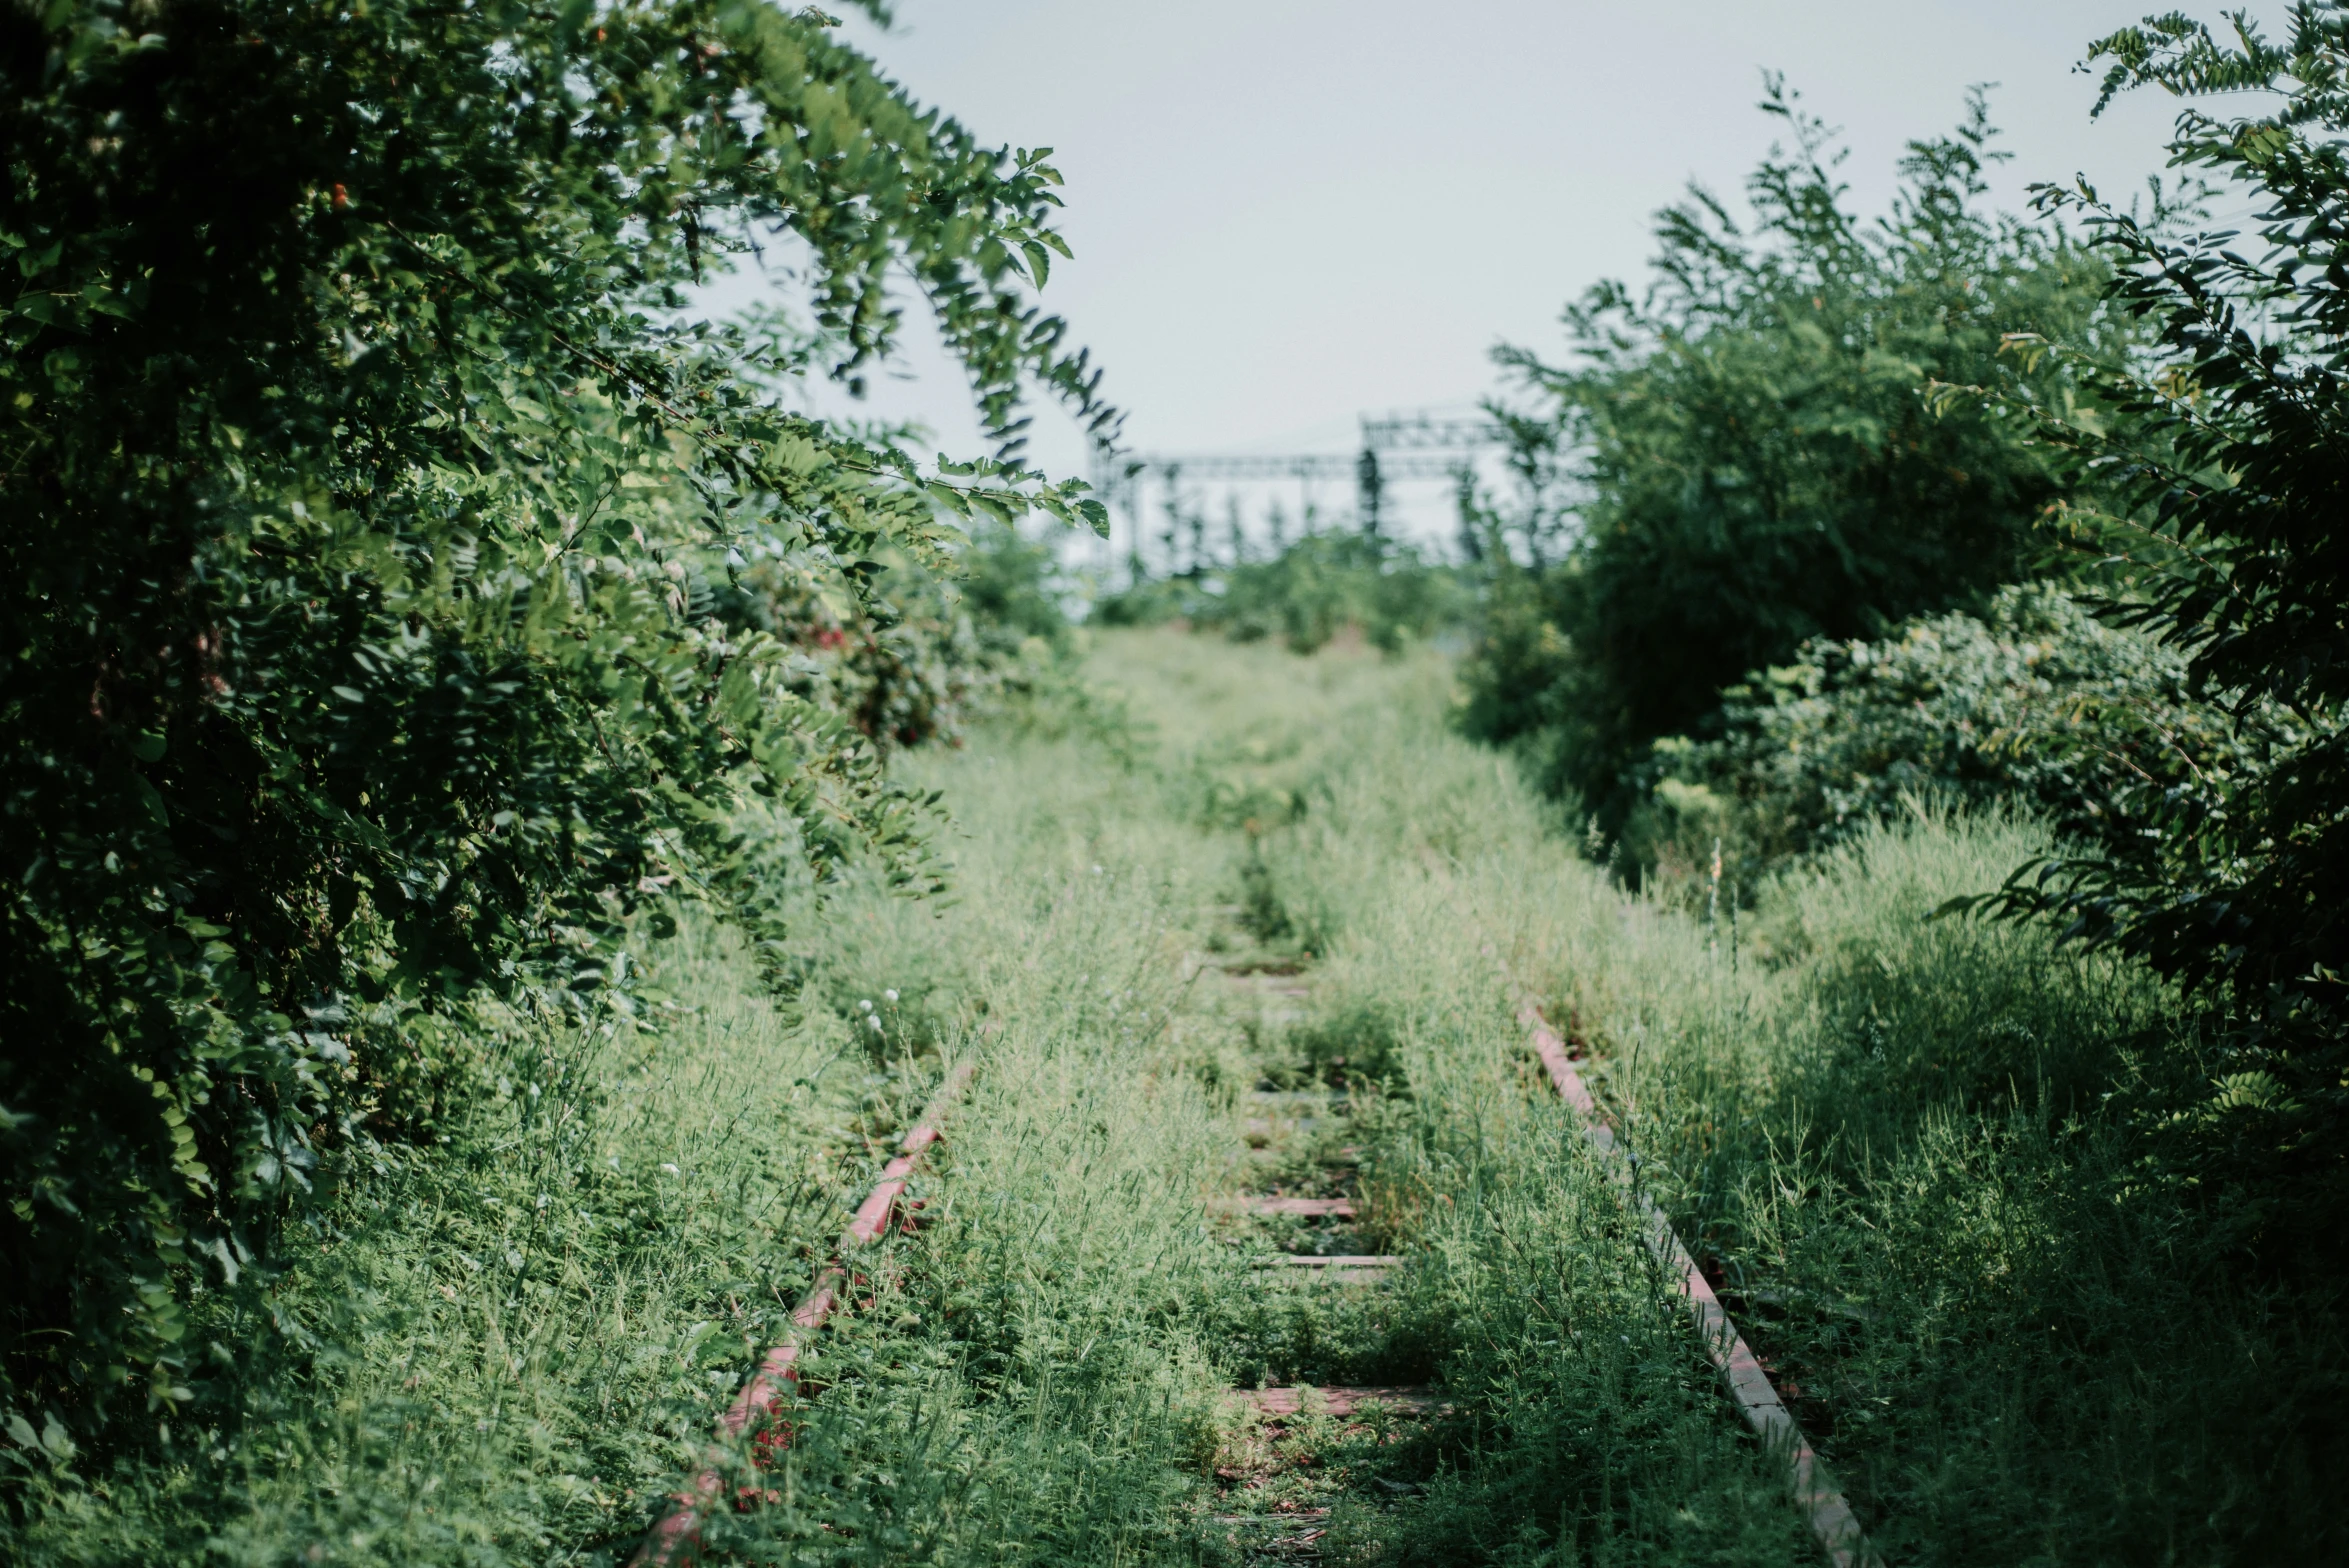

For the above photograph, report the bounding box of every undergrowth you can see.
[12,628,2331,1565]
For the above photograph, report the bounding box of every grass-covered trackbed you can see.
[660,632,1835,1565]
[29,629,2337,1567]
[675,629,2332,1566]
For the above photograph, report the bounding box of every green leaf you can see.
[1019,240,1050,289]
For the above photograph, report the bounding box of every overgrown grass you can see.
[1057,631,1816,1563]
[1237,635,2344,1564]
[14,627,2331,1565]
[1537,811,2349,1564]
[1094,629,2340,1564]
[4,914,905,1563]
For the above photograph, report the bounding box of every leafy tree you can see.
[1966,6,2349,1215]
[1461,84,2130,829]
[0,0,1108,1433]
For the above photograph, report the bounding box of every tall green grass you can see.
[1230,633,2344,1565]
[5,915,894,1564]
[701,628,1821,1566]
[1544,811,2349,1564]
[16,628,2328,1565]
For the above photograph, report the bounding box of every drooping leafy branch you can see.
[0,0,1111,1430]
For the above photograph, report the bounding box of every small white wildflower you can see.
[661,1162,680,1176]
[867,1015,884,1034]
[858,998,873,1013]
[1091,864,1104,875]
[884,989,899,1003]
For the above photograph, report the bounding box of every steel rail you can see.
[629,1058,978,1568]
[1515,1003,1882,1568]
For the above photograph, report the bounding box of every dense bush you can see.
[711,519,1078,756]
[1458,86,2131,829]
[1615,585,2290,889]
[0,0,1106,1440]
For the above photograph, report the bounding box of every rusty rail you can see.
[1517,1004,1881,1568]
[630,1058,978,1567]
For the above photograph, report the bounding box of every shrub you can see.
[1953,10,2349,1230]
[1618,584,2282,887]
[1207,532,1472,654]
[958,517,1079,655]
[710,520,1077,757]
[1094,527,1471,654]
[1460,84,2131,829]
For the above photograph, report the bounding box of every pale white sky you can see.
[715,2,2279,551]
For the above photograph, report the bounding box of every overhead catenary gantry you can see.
[1093,409,1511,555]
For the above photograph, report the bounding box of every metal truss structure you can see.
[1093,410,1512,537]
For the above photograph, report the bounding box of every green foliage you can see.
[1214,531,1473,655]
[708,519,1077,757]
[1460,84,2129,828]
[710,538,984,754]
[1062,631,1823,1566]
[1448,564,1598,807]
[1570,810,2349,1564]
[0,0,1109,1436]
[1953,7,2349,1213]
[957,516,1078,654]
[1094,524,1472,655]
[1618,584,2288,891]
[14,627,2326,1562]
[1192,636,2342,1564]
[0,916,935,1563]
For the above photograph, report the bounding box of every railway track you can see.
[1512,998,1880,1568]
[634,896,1876,1565]
[1198,932,1421,1562]
[1198,888,1880,1564]
[630,1061,979,1568]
